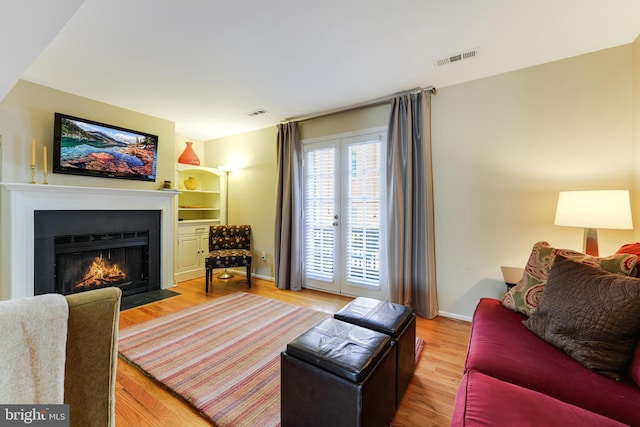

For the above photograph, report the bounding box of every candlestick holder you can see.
[30,165,36,184]
[42,171,48,185]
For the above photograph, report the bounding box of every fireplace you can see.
[34,210,161,297]
[1,183,177,300]
[55,231,150,296]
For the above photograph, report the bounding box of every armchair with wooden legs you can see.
[205,224,252,291]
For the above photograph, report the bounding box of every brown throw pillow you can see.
[502,241,638,317]
[523,256,640,380]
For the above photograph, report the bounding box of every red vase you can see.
[178,141,200,166]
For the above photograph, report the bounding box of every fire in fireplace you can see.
[54,230,150,295]
[78,256,127,289]
[34,210,161,297]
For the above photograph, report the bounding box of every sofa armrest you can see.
[64,287,121,427]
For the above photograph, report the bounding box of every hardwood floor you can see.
[115,276,471,426]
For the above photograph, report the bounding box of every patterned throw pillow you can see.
[523,256,640,380]
[616,243,640,277]
[501,241,638,316]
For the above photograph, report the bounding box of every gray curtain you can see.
[274,122,303,290]
[387,89,438,319]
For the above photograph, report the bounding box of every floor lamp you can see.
[554,190,633,256]
[217,166,234,279]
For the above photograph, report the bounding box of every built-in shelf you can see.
[175,164,226,223]
[174,165,227,282]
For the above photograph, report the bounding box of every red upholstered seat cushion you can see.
[452,370,626,427]
[464,298,640,426]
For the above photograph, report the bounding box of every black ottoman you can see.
[334,297,416,407]
[281,317,396,427]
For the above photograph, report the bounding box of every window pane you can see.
[304,146,336,281]
[346,141,380,286]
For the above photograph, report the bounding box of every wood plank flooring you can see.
[116,276,471,426]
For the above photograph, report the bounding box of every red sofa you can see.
[452,298,640,426]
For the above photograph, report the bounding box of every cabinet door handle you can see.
[195,227,206,232]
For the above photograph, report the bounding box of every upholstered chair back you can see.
[209,224,251,252]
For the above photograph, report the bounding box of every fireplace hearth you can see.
[34,210,161,297]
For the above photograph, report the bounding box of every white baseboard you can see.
[437,310,472,322]
[227,268,275,282]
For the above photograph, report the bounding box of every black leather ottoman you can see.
[334,297,416,407]
[281,317,396,427]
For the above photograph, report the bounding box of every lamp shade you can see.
[554,190,633,230]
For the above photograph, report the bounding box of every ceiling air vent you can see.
[434,48,479,68]
[246,109,268,117]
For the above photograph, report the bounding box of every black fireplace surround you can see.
[34,210,161,297]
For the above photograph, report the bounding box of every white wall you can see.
[432,44,635,318]
[633,35,640,238]
[204,126,278,279]
[0,80,176,187]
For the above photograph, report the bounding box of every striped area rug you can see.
[119,292,425,426]
[118,292,330,426]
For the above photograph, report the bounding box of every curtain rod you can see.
[282,86,436,124]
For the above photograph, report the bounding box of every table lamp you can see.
[554,190,633,256]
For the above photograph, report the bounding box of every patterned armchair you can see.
[205,225,252,291]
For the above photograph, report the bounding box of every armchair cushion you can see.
[65,286,121,427]
[207,249,251,268]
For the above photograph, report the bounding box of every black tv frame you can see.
[53,112,158,182]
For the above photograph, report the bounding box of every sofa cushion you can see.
[631,343,640,387]
[501,241,637,316]
[465,298,640,426]
[523,256,640,381]
[452,370,626,427]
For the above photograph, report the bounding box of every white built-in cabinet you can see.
[174,164,227,282]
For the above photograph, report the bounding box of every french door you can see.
[302,128,388,300]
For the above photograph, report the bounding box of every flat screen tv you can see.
[53,112,158,181]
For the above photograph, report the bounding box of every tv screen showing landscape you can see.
[53,113,158,181]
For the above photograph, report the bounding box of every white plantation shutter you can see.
[303,128,386,298]
[345,141,381,286]
[304,145,337,281]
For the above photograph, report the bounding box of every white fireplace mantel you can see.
[0,182,178,299]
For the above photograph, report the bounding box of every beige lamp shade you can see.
[554,190,633,256]
[554,190,633,230]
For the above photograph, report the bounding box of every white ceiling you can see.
[5,0,640,140]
